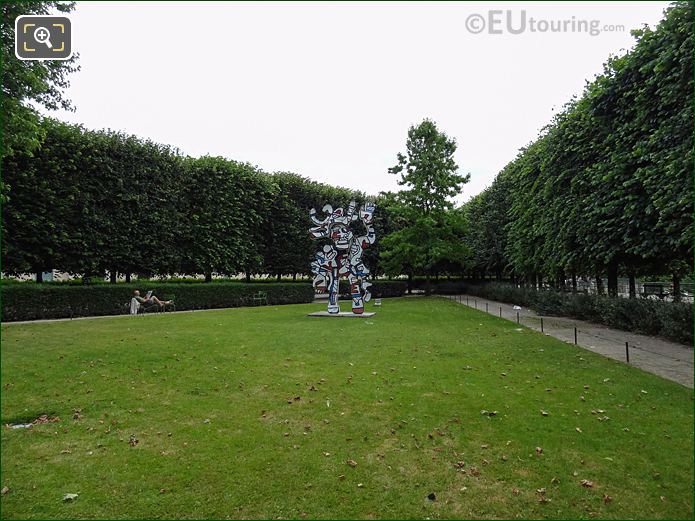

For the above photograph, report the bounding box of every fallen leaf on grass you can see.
[540,410,549,416]
[128,435,139,447]
[453,461,466,469]
[62,493,78,501]
[357,483,364,488]
[580,480,594,488]
[1,487,8,495]
[469,466,480,477]
[338,475,345,481]
[551,477,560,484]
[512,488,520,495]
[603,494,612,504]
[535,447,543,455]
[346,459,358,467]
[576,427,583,433]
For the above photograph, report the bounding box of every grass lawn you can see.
[1,297,693,519]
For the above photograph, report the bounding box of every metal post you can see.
[574,327,578,345]
[625,341,630,363]
[516,312,519,324]
[499,307,502,318]
[540,317,544,333]
[474,299,477,309]
[466,297,469,306]
[485,303,488,313]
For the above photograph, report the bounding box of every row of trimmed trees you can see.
[2,3,690,291]
[2,118,407,282]
[461,1,693,297]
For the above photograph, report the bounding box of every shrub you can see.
[450,282,692,345]
[1,283,314,322]
[337,280,407,299]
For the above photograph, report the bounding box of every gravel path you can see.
[445,294,693,388]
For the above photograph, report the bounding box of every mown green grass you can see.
[1,297,692,519]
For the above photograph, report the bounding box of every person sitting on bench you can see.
[133,289,172,309]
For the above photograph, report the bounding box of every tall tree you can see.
[382,119,469,293]
[1,1,79,163]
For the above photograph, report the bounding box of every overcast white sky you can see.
[47,1,670,202]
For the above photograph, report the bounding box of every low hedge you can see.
[1,282,314,322]
[460,282,693,345]
[336,280,408,299]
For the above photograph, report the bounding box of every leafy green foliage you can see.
[1,282,314,321]
[461,282,692,345]
[382,120,470,286]
[0,2,79,166]
[462,2,693,285]
[1,120,368,282]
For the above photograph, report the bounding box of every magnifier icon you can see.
[33,26,53,49]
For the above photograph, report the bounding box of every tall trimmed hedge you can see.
[1,283,314,321]
[460,2,693,290]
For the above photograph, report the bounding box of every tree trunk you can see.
[407,272,413,294]
[628,272,636,299]
[607,261,618,297]
[293,273,297,281]
[425,272,432,295]
[595,273,604,295]
[36,271,43,283]
[276,273,281,282]
[205,272,212,283]
[672,273,681,302]
[125,272,131,283]
[245,272,251,283]
[110,270,117,284]
[571,273,577,292]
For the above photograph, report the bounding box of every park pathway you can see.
[445,294,693,388]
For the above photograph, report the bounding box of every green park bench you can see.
[642,283,668,300]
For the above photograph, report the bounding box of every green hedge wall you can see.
[1,283,314,321]
[460,282,693,345]
[336,280,407,299]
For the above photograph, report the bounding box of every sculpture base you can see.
[307,311,376,318]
